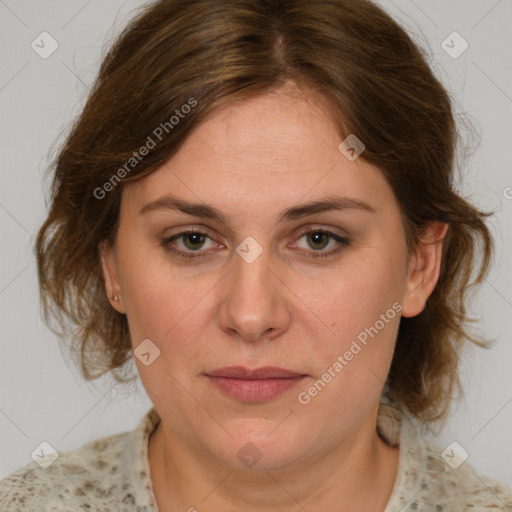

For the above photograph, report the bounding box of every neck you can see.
[148,406,399,512]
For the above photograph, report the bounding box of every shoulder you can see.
[378,403,512,511]
[0,430,131,512]
[397,431,512,511]
[420,436,512,510]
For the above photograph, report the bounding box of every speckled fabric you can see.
[1,403,511,511]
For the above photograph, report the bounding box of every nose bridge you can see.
[218,239,289,341]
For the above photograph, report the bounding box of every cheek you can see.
[116,234,176,329]
[117,242,218,363]
[122,272,200,348]
[302,246,404,402]
[320,249,403,336]
[119,253,212,411]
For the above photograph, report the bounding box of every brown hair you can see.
[35,0,494,425]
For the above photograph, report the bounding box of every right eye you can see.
[161,229,222,258]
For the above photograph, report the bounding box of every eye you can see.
[161,229,220,258]
[292,229,351,259]
[161,228,351,260]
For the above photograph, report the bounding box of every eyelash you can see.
[161,228,351,260]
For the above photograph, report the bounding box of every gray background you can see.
[1,0,511,489]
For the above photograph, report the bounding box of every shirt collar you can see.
[123,406,161,510]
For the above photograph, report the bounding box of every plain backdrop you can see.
[1,0,511,490]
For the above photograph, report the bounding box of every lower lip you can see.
[207,375,306,402]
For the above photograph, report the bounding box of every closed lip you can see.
[206,366,306,379]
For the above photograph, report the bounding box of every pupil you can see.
[185,233,204,249]
[182,232,328,251]
[310,232,327,249]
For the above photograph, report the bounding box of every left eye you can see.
[161,229,350,259]
[292,229,351,259]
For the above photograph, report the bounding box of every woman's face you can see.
[101,83,444,471]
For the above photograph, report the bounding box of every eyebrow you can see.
[139,193,376,224]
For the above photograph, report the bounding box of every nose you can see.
[217,242,292,343]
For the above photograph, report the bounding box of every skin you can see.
[100,81,448,512]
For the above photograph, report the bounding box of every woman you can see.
[1,0,511,510]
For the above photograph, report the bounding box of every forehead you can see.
[121,86,397,223]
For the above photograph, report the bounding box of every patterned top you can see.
[1,403,511,511]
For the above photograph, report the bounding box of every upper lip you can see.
[206,366,306,379]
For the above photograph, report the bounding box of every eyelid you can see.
[292,223,350,239]
[162,227,222,257]
[290,228,351,259]
[162,223,349,242]
[161,224,352,259]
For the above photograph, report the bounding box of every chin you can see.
[211,421,308,472]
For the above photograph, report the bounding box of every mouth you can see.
[205,366,308,402]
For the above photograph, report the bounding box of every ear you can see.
[401,221,449,318]
[99,240,126,314]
